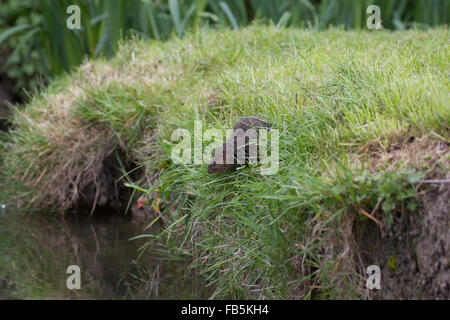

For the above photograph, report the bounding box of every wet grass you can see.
[1,26,449,299]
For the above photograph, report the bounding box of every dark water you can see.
[0,208,210,299]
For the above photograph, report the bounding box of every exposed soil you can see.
[356,180,449,299]
[76,149,142,215]
[354,135,449,173]
[346,135,450,299]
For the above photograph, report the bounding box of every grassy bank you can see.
[1,26,449,299]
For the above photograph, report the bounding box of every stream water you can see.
[0,207,210,299]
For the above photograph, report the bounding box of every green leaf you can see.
[169,0,183,38]
[407,201,417,211]
[6,27,41,68]
[382,200,395,212]
[219,1,239,29]
[0,24,31,46]
[277,11,291,28]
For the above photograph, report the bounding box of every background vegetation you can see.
[0,0,449,98]
[1,25,448,298]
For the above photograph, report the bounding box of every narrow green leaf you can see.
[219,1,239,29]
[5,27,41,68]
[169,0,183,38]
[0,24,31,46]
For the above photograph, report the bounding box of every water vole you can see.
[208,116,272,174]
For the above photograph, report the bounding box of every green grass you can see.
[1,26,449,299]
[1,0,448,93]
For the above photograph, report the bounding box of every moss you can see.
[387,255,398,272]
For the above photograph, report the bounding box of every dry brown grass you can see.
[353,134,449,175]
[2,41,181,213]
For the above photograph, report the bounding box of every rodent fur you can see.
[208,116,272,174]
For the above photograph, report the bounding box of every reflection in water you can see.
[61,211,154,298]
[0,208,210,299]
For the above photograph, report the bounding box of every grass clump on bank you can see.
[1,26,449,299]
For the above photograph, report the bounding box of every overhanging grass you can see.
[1,26,449,299]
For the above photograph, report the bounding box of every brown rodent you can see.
[208,116,272,174]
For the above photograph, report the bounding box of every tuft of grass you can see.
[1,26,449,298]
